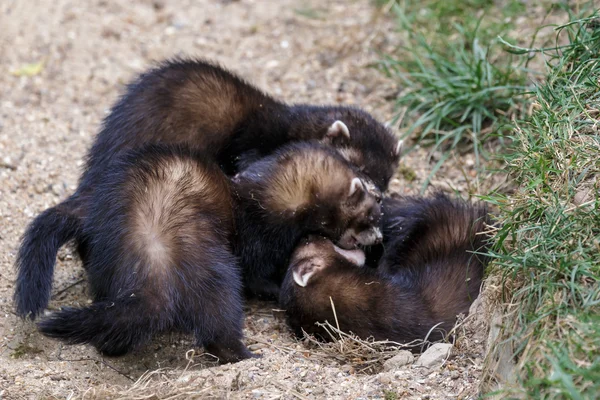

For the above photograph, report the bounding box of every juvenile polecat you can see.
[14,58,400,320]
[233,141,383,300]
[38,145,253,363]
[279,195,491,345]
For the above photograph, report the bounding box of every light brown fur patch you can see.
[264,150,353,213]
[128,158,222,277]
[170,72,250,146]
[336,147,364,170]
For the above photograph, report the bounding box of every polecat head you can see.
[316,108,403,191]
[234,142,384,249]
[289,235,365,288]
[335,176,383,249]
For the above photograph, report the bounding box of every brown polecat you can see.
[83,58,401,189]
[14,58,400,320]
[233,141,383,300]
[38,145,253,363]
[279,195,491,345]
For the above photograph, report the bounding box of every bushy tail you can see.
[14,197,83,319]
[414,195,491,320]
[383,194,492,321]
[38,297,154,356]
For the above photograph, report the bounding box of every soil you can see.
[0,1,492,399]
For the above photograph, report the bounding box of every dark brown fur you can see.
[38,145,252,363]
[37,142,385,357]
[279,195,491,346]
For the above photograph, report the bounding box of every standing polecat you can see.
[279,195,491,345]
[233,141,384,300]
[37,142,384,359]
[14,58,400,320]
[38,145,253,363]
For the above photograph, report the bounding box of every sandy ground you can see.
[0,1,492,398]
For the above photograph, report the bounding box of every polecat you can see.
[37,145,253,363]
[279,195,491,345]
[83,58,401,188]
[233,141,384,300]
[14,58,400,320]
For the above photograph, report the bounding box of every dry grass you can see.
[76,351,224,400]
[299,322,421,375]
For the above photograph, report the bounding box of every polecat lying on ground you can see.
[37,142,383,359]
[279,195,491,345]
[15,58,399,320]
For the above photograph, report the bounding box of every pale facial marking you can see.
[355,226,383,245]
[337,226,383,249]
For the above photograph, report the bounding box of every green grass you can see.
[376,0,530,190]
[383,389,399,400]
[376,0,600,396]
[483,11,600,398]
[376,0,525,40]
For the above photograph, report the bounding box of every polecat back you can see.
[378,194,490,318]
[279,195,491,345]
[233,141,384,300]
[83,58,400,193]
[38,145,253,363]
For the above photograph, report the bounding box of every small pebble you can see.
[378,373,392,385]
[383,350,414,371]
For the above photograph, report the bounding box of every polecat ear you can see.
[394,139,403,157]
[326,120,350,139]
[348,177,364,198]
[291,257,327,287]
[292,269,314,287]
[292,260,323,287]
[333,245,366,266]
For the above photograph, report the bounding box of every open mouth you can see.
[336,235,358,250]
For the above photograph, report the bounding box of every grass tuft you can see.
[483,10,600,398]
[377,1,530,190]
